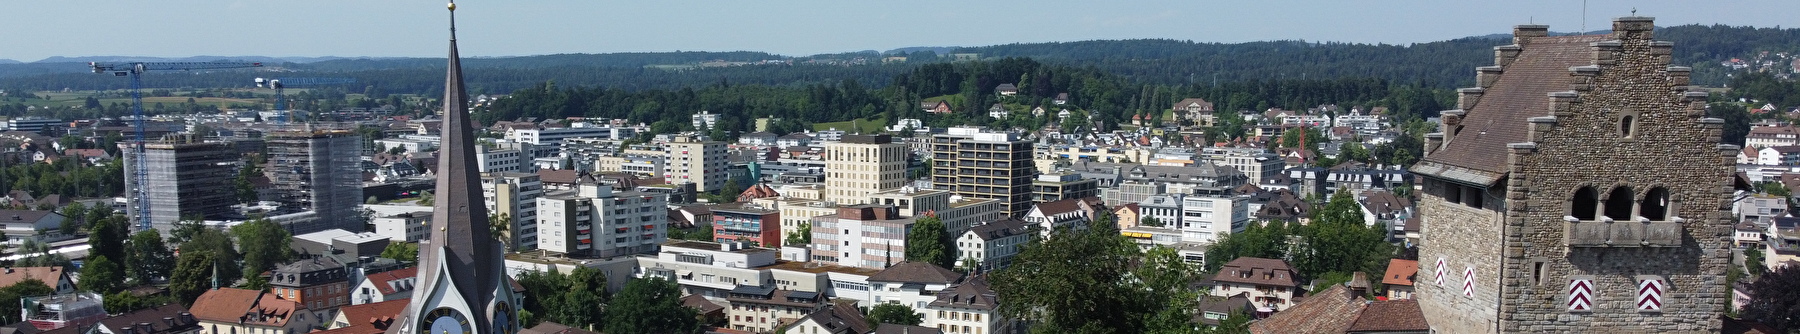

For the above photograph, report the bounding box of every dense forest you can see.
[2,24,1793,97]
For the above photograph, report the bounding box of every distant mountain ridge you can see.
[32,55,388,64]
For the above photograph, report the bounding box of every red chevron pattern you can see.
[1434,258,1446,286]
[1638,278,1664,311]
[1568,278,1594,312]
[1462,267,1475,297]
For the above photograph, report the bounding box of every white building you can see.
[536,181,667,257]
[810,205,915,269]
[370,211,431,242]
[635,240,777,298]
[483,172,543,251]
[475,145,529,173]
[663,135,730,192]
[692,110,721,130]
[867,261,962,311]
[955,218,1031,272]
[1178,195,1250,244]
[1022,199,1092,237]
[923,275,1009,334]
[351,267,418,305]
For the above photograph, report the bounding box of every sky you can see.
[3,0,1796,62]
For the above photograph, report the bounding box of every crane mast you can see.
[90,61,263,231]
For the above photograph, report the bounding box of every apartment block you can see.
[664,135,729,192]
[536,182,668,258]
[931,126,1035,217]
[824,134,909,205]
[712,202,782,248]
[810,205,914,269]
[483,172,542,251]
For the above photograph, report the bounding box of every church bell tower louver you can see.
[389,2,522,334]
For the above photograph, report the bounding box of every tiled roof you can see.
[868,261,962,285]
[965,218,1030,242]
[1249,285,1363,334]
[1208,257,1297,287]
[521,322,602,334]
[1345,299,1429,333]
[872,324,943,334]
[1195,293,1253,326]
[537,169,580,184]
[1383,259,1418,287]
[1416,35,1607,184]
[929,275,998,311]
[312,299,407,334]
[681,294,725,315]
[42,304,199,334]
[188,288,266,323]
[1358,190,1411,217]
[0,266,63,291]
[1032,199,1083,216]
[796,302,870,334]
[365,267,419,295]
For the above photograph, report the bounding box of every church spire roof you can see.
[393,3,514,334]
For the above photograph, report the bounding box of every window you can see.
[1619,115,1636,137]
[1642,187,1671,220]
[1604,187,1634,220]
[1570,186,1598,220]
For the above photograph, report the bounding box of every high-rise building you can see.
[388,5,521,334]
[824,134,909,204]
[267,129,365,234]
[535,181,668,258]
[1410,18,1730,332]
[663,135,728,192]
[120,137,236,232]
[482,172,541,251]
[931,126,1035,217]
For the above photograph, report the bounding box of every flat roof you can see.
[758,260,882,276]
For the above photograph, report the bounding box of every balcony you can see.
[1565,216,1683,247]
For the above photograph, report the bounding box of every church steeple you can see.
[391,2,519,334]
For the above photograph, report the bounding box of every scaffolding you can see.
[267,124,365,234]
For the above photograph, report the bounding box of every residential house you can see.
[739,132,779,146]
[351,267,418,305]
[1173,98,1216,125]
[1248,285,1429,334]
[923,275,1007,334]
[1747,125,1800,148]
[994,84,1018,96]
[1022,199,1090,237]
[724,286,825,333]
[0,210,68,246]
[875,324,944,334]
[1052,93,1070,105]
[1196,294,1254,327]
[1357,190,1414,240]
[267,257,351,317]
[1737,222,1765,249]
[1112,203,1140,228]
[923,101,954,114]
[0,267,74,294]
[868,262,962,311]
[314,299,407,334]
[987,104,1009,119]
[189,288,322,334]
[1204,257,1301,312]
[955,218,1031,272]
[1384,259,1418,300]
[38,304,201,334]
[785,302,872,334]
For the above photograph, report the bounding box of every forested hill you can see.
[0,24,1795,94]
[952,24,1800,88]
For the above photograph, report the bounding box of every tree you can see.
[87,212,129,263]
[103,291,172,314]
[490,212,512,250]
[517,266,609,329]
[1204,221,1292,272]
[231,218,294,280]
[78,255,126,294]
[1140,216,1164,227]
[382,242,420,262]
[170,228,241,306]
[1290,190,1393,281]
[0,278,55,323]
[1744,266,1800,332]
[604,278,699,334]
[992,219,1149,334]
[906,215,952,268]
[1747,247,1768,277]
[58,202,86,235]
[784,222,811,246]
[124,229,174,285]
[866,304,924,327]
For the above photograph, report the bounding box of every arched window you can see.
[1641,187,1671,221]
[1604,187,1635,220]
[1570,186,1599,220]
[1620,115,1637,137]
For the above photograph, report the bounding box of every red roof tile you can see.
[1383,259,1418,287]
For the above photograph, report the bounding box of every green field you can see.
[813,115,888,134]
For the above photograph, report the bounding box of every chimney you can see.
[163,317,175,327]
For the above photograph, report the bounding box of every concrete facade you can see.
[1412,18,1731,333]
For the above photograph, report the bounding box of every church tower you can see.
[389,2,522,334]
[1410,17,1732,333]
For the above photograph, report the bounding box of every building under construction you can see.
[120,135,237,233]
[267,127,364,234]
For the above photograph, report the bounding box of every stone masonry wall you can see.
[1416,186,1507,334]
[1502,17,1729,332]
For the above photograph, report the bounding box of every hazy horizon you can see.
[6,0,1796,62]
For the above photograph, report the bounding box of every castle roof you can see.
[1414,35,1607,185]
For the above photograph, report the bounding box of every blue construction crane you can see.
[254,77,355,123]
[90,61,263,231]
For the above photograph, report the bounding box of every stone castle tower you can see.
[1409,17,1733,333]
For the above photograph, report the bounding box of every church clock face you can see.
[493,303,516,334]
[421,308,471,334]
